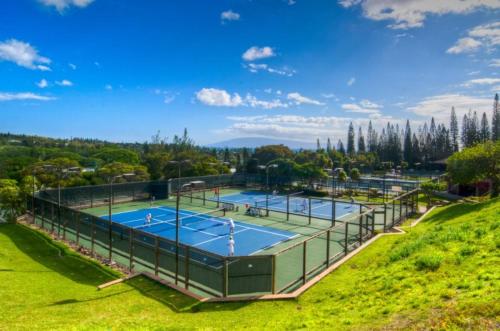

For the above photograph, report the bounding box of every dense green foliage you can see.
[447,141,500,197]
[1,199,498,330]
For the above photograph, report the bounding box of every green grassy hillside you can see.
[1,199,499,330]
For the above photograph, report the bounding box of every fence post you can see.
[129,228,134,271]
[108,220,113,261]
[203,190,206,206]
[154,237,159,276]
[76,212,80,246]
[91,217,95,257]
[302,241,307,284]
[399,198,402,222]
[344,223,349,255]
[41,201,45,229]
[308,197,312,225]
[326,230,331,267]
[223,258,229,297]
[371,211,375,236]
[185,247,190,289]
[272,254,276,294]
[383,203,387,231]
[286,194,290,221]
[359,216,363,245]
[265,193,269,217]
[392,199,396,226]
[331,199,336,227]
[51,204,55,234]
[62,208,67,240]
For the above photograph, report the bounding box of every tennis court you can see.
[101,206,297,256]
[217,191,359,220]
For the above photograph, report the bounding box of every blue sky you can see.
[0,0,499,145]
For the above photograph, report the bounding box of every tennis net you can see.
[134,208,226,231]
[254,191,304,208]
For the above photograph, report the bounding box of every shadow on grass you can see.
[0,223,117,286]
[423,198,498,226]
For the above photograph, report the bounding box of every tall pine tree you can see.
[480,112,490,142]
[403,120,413,165]
[492,93,500,141]
[347,122,355,156]
[357,127,366,153]
[450,106,459,152]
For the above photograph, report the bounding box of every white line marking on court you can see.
[250,233,301,255]
[193,229,249,247]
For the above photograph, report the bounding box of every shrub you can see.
[415,254,443,271]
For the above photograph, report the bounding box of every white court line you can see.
[250,233,301,255]
[137,217,227,238]
[117,213,168,225]
[156,206,294,238]
[193,228,249,247]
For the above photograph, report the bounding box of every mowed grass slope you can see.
[0,199,499,330]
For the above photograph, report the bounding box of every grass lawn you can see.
[1,199,499,330]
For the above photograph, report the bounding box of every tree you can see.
[99,162,150,182]
[253,145,293,165]
[350,168,360,180]
[447,140,500,197]
[326,138,332,154]
[492,93,500,141]
[337,140,346,156]
[480,112,490,142]
[357,127,366,153]
[337,169,347,182]
[450,107,459,152]
[93,147,140,165]
[403,120,413,165]
[347,122,355,156]
[316,138,321,151]
[0,179,24,222]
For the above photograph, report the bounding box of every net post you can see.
[154,237,159,276]
[91,217,95,257]
[265,193,269,217]
[286,194,290,221]
[302,241,307,285]
[308,197,312,225]
[326,230,331,267]
[223,258,229,297]
[271,254,276,294]
[129,228,134,271]
[185,246,190,289]
[344,223,349,255]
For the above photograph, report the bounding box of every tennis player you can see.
[145,213,152,226]
[228,235,235,256]
[228,218,235,235]
[302,198,308,213]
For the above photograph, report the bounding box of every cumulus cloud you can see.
[242,46,275,61]
[221,10,240,22]
[287,92,324,106]
[347,77,356,86]
[408,93,494,121]
[339,0,500,30]
[0,39,51,71]
[39,0,94,12]
[36,79,48,88]
[462,77,500,87]
[196,88,244,107]
[490,59,500,67]
[448,22,500,54]
[0,92,55,102]
[55,79,73,86]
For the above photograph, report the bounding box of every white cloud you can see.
[342,103,379,114]
[196,88,244,107]
[39,0,94,12]
[242,46,275,61]
[0,39,51,71]
[221,10,240,22]
[339,0,500,30]
[288,0,297,5]
[0,92,55,102]
[347,77,356,86]
[68,63,77,70]
[408,93,494,121]
[36,79,48,88]
[490,59,500,67]
[359,99,382,109]
[245,94,288,109]
[246,63,295,76]
[462,77,500,87]
[56,79,73,86]
[287,92,324,106]
[448,22,500,54]
[224,114,414,141]
[447,37,482,54]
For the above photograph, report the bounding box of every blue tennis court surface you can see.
[217,191,358,220]
[102,206,297,256]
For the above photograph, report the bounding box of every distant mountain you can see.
[207,137,317,150]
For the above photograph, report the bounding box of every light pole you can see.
[258,163,278,216]
[107,172,135,262]
[168,159,190,285]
